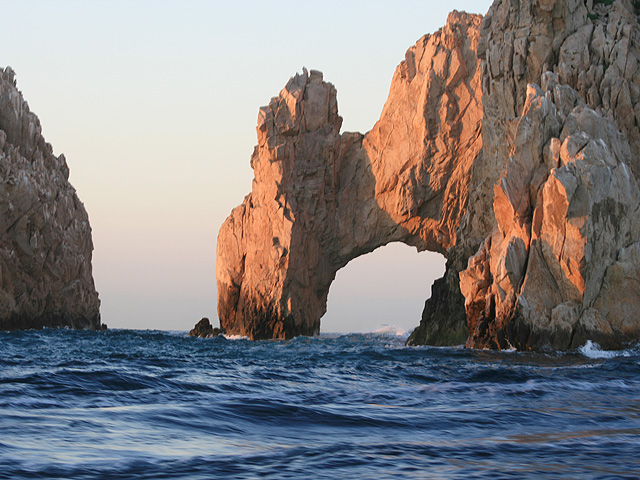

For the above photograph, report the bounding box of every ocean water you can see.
[0,329,638,480]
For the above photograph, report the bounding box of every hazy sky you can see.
[1,0,493,333]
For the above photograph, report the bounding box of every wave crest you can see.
[578,340,637,359]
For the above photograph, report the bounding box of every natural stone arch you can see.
[321,243,446,334]
[215,3,640,350]
[215,13,483,340]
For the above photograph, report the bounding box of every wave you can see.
[369,324,408,337]
[578,340,639,359]
[2,329,639,480]
[222,334,249,341]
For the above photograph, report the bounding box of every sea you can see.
[0,328,638,480]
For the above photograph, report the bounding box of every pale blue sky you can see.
[1,0,493,332]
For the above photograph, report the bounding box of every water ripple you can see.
[0,329,638,479]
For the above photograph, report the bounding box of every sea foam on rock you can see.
[0,67,101,330]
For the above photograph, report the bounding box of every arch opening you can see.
[320,243,446,334]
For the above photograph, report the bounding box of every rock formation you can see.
[215,0,640,350]
[460,77,640,350]
[453,0,640,350]
[216,12,482,340]
[189,317,224,338]
[0,67,101,330]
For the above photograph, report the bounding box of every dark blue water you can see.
[0,329,639,480]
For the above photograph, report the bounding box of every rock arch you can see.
[216,1,640,350]
[216,13,483,340]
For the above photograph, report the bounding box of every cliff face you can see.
[461,77,640,350]
[215,0,640,349]
[0,67,101,330]
[454,0,640,350]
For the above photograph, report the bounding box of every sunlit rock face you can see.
[216,12,483,340]
[217,0,640,350]
[0,67,101,330]
[453,0,640,350]
[461,77,640,350]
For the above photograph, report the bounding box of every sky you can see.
[1,0,493,333]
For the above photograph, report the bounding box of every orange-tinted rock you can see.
[455,0,640,350]
[461,74,640,350]
[215,0,640,350]
[216,13,483,340]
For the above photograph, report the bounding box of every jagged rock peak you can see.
[0,66,101,331]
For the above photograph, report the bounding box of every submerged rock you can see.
[0,67,101,330]
[216,0,640,350]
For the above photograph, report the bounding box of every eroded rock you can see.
[0,67,101,330]
[215,0,640,350]
[216,13,483,340]
[189,317,224,338]
[448,0,640,350]
[461,75,640,350]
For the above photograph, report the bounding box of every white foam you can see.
[370,324,407,336]
[578,340,628,359]
[222,334,249,341]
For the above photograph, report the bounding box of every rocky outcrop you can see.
[216,12,482,340]
[189,318,224,338]
[450,0,640,350]
[460,76,640,350]
[0,67,101,331]
[215,0,640,350]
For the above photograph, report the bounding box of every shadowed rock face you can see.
[0,67,101,331]
[216,0,640,350]
[216,12,483,340]
[189,318,223,338]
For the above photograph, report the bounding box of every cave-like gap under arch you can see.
[320,243,446,334]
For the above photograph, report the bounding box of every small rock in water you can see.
[189,317,224,338]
